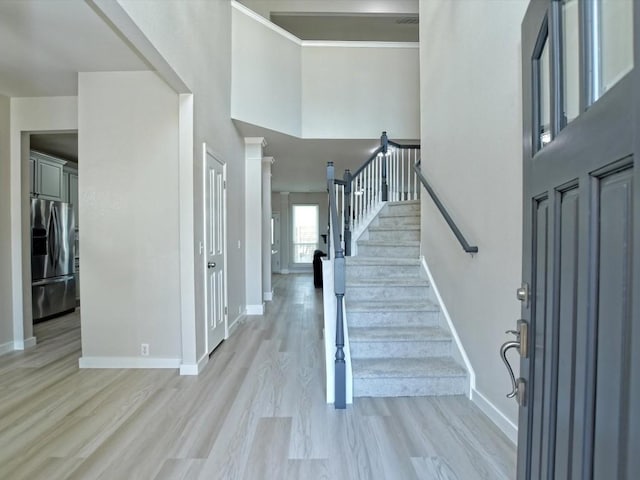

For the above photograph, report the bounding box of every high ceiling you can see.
[2,1,419,191]
[0,0,148,97]
[270,13,418,42]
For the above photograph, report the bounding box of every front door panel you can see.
[519,1,638,479]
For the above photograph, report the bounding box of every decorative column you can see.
[244,137,266,315]
[262,157,274,301]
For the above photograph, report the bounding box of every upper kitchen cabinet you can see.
[63,163,79,228]
[30,151,66,201]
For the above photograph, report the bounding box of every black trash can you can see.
[313,250,327,288]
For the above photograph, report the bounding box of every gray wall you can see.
[118,0,248,356]
[78,71,181,360]
[0,95,12,350]
[419,0,527,428]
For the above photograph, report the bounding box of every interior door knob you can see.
[208,262,216,269]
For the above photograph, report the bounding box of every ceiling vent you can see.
[396,17,419,25]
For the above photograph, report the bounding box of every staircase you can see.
[346,200,467,397]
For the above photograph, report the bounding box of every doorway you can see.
[203,146,228,354]
[28,132,80,336]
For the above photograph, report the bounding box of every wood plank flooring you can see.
[0,274,516,479]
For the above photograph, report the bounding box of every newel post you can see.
[343,169,352,256]
[381,131,389,201]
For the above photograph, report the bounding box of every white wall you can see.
[419,0,527,434]
[232,5,302,137]
[78,71,181,363]
[115,0,248,366]
[0,95,12,353]
[231,4,420,140]
[9,96,78,350]
[272,191,328,272]
[301,44,419,139]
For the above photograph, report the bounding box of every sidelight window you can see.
[292,205,319,263]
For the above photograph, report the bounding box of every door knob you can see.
[207,262,216,269]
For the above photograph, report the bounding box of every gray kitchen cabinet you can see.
[30,151,66,201]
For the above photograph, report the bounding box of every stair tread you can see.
[357,240,420,246]
[352,357,466,379]
[350,326,451,342]
[346,257,421,266]
[386,200,420,206]
[368,224,420,231]
[347,277,428,287]
[346,299,438,312]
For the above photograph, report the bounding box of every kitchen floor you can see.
[0,275,516,479]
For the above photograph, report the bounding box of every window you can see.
[292,205,318,263]
[597,0,634,98]
[561,0,580,125]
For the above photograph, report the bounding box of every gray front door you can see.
[519,1,639,479]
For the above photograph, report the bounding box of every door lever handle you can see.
[500,340,521,398]
[207,262,216,269]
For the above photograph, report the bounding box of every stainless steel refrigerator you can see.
[31,199,76,322]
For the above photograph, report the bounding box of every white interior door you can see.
[205,149,226,353]
[271,213,280,273]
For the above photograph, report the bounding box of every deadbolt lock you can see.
[516,283,530,305]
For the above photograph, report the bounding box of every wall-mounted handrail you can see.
[413,161,478,254]
[327,162,346,409]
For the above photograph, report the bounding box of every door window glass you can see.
[292,205,318,263]
[562,0,580,124]
[598,0,634,97]
[537,35,552,149]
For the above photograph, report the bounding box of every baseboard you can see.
[263,291,273,301]
[228,312,244,335]
[246,304,264,315]
[0,340,14,356]
[180,352,209,375]
[13,336,37,350]
[420,256,476,396]
[472,388,518,445]
[280,269,290,274]
[79,356,181,369]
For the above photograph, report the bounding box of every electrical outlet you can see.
[237,240,241,249]
[141,343,149,356]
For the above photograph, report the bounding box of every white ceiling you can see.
[234,121,417,193]
[0,0,148,98]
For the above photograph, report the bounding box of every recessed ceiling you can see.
[30,133,78,163]
[0,0,149,97]
[270,13,419,42]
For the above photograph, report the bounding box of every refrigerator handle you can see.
[52,205,60,266]
[47,206,56,268]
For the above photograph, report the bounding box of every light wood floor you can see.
[0,274,516,479]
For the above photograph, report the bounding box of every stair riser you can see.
[353,377,467,397]
[375,216,420,227]
[348,285,428,302]
[346,264,421,280]
[357,245,420,258]
[351,340,451,359]
[383,203,421,215]
[367,229,420,242]
[347,310,440,328]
